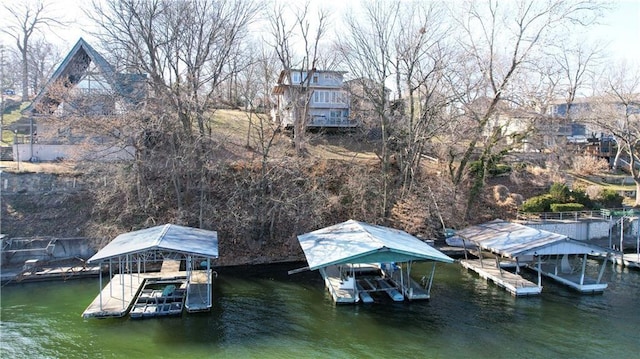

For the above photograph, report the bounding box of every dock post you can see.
[597,252,608,283]
[579,253,587,286]
[536,256,542,288]
[426,262,436,296]
[98,264,103,310]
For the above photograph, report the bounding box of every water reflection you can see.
[1,262,639,358]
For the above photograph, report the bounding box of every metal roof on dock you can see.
[297,219,454,270]
[455,219,608,258]
[87,224,218,263]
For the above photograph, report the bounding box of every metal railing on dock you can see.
[517,208,640,222]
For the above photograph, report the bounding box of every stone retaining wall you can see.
[0,172,82,194]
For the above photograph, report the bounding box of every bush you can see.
[488,164,512,176]
[549,183,570,202]
[521,194,555,212]
[598,189,624,208]
[550,203,585,212]
[572,155,610,175]
[570,188,593,208]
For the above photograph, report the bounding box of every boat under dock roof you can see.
[295,220,454,304]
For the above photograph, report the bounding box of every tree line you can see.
[2,0,640,246]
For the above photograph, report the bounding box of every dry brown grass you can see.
[0,160,77,174]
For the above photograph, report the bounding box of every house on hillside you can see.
[271,69,356,129]
[14,38,146,162]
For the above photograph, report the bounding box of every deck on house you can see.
[527,263,607,293]
[460,259,542,296]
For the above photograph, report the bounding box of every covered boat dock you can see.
[82,224,218,319]
[456,220,610,295]
[292,220,454,304]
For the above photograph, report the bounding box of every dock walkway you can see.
[320,266,357,304]
[460,259,541,296]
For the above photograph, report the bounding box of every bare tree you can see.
[592,62,640,204]
[267,1,329,155]
[390,2,452,197]
[445,0,605,217]
[335,0,400,218]
[2,0,67,101]
[28,38,62,96]
[89,0,262,224]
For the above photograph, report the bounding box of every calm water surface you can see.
[1,262,639,358]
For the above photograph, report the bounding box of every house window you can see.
[292,72,300,84]
[312,74,319,84]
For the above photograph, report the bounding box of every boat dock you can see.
[527,262,607,293]
[610,253,640,269]
[82,266,213,319]
[81,224,219,319]
[460,259,542,296]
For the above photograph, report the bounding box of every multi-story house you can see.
[271,69,356,129]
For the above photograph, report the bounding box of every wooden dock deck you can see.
[612,253,640,269]
[320,266,358,304]
[528,263,607,293]
[387,269,431,300]
[460,259,542,296]
[82,273,146,319]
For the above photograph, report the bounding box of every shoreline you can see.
[1,244,467,285]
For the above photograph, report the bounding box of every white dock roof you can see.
[88,224,218,263]
[456,219,607,258]
[297,219,454,270]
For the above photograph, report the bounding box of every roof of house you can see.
[87,224,218,263]
[455,219,608,258]
[296,219,454,270]
[25,38,146,115]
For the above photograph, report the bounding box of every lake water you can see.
[1,262,639,359]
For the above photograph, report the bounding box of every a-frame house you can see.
[14,38,146,162]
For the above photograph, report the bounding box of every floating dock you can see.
[527,262,607,293]
[610,253,640,269]
[82,266,213,319]
[295,220,454,304]
[81,224,219,319]
[460,259,542,296]
[319,266,358,304]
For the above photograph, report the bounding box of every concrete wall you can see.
[12,144,135,162]
[524,220,611,241]
[1,237,96,267]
